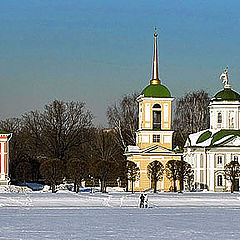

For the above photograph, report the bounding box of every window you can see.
[229,111,234,128]
[153,104,161,108]
[234,156,238,162]
[217,112,222,124]
[217,156,223,164]
[200,154,204,168]
[152,104,161,130]
[153,135,160,143]
[217,175,223,186]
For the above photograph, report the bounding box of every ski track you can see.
[0,192,239,239]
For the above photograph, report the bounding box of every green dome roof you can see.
[213,88,240,101]
[142,84,171,98]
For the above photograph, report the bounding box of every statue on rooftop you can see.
[220,67,229,87]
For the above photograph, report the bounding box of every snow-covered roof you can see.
[125,144,181,156]
[185,129,240,147]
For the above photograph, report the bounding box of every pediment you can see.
[142,145,173,154]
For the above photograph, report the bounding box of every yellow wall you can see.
[126,95,182,192]
[128,154,181,192]
[139,99,172,130]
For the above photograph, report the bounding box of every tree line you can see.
[0,90,211,193]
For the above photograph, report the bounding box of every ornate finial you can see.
[154,26,158,37]
[220,67,231,88]
[150,27,161,85]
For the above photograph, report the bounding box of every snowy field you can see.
[0,189,240,239]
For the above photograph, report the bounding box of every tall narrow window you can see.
[217,175,223,186]
[217,156,223,165]
[217,112,222,124]
[152,104,161,130]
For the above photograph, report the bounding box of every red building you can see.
[0,133,12,184]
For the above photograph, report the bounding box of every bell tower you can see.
[136,28,174,150]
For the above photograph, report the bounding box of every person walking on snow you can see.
[139,193,145,208]
[144,193,148,208]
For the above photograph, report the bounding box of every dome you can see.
[213,88,240,101]
[142,84,171,98]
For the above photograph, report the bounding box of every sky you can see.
[0,0,240,125]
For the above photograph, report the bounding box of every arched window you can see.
[152,104,161,130]
[217,175,223,186]
[217,112,222,124]
[153,104,161,108]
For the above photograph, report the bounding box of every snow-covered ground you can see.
[0,189,239,239]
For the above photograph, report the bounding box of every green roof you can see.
[188,129,240,147]
[196,130,212,144]
[142,84,171,98]
[214,88,240,101]
[211,129,240,145]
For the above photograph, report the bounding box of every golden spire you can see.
[150,27,161,85]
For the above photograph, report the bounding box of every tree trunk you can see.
[131,179,134,193]
[126,177,129,192]
[154,179,157,193]
[76,184,79,193]
[173,178,177,192]
[52,183,55,193]
[74,181,77,192]
[104,181,107,193]
[180,179,184,192]
[100,179,105,193]
[231,181,234,193]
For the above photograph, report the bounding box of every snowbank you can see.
[0,185,32,193]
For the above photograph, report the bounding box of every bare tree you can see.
[107,92,139,151]
[91,129,122,192]
[165,160,178,192]
[173,90,210,147]
[126,161,140,193]
[147,160,164,193]
[224,161,240,193]
[15,162,32,184]
[23,100,93,161]
[40,158,65,193]
[95,160,119,193]
[67,158,88,192]
[176,159,193,192]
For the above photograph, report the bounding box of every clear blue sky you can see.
[1,0,240,124]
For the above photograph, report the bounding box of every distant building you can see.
[125,29,181,192]
[0,132,12,185]
[184,72,240,192]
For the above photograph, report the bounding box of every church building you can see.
[125,29,181,192]
[0,132,12,185]
[184,69,240,192]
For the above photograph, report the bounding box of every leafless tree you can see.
[147,160,164,193]
[224,161,240,193]
[94,160,119,193]
[67,158,88,192]
[91,129,122,192]
[15,162,32,184]
[173,90,210,147]
[107,92,139,151]
[126,161,140,193]
[176,159,193,192]
[40,158,65,193]
[23,100,93,161]
[165,160,178,192]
